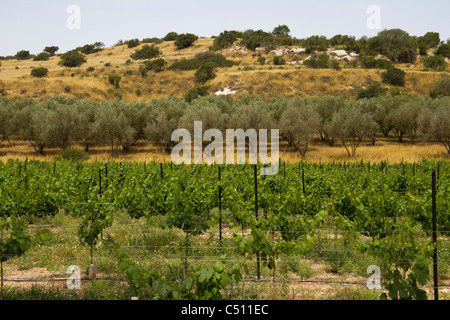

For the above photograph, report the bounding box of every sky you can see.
[0,0,449,56]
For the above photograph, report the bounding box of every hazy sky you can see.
[0,0,449,56]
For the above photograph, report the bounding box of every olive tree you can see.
[279,104,320,157]
[329,103,378,157]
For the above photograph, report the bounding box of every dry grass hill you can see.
[0,38,448,101]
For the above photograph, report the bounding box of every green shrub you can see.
[60,148,89,162]
[357,81,388,99]
[163,32,179,41]
[59,50,87,67]
[108,74,121,88]
[436,44,450,58]
[331,60,342,70]
[273,56,286,65]
[194,63,216,83]
[174,33,198,49]
[422,55,446,71]
[141,37,163,44]
[0,88,7,96]
[303,54,330,68]
[33,52,50,61]
[169,52,236,71]
[241,30,273,51]
[86,66,95,72]
[15,50,31,60]
[381,67,406,86]
[211,30,243,51]
[257,57,266,65]
[130,45,161,60]
[30,67,49,78]
[139,58,168,76]
[429,78,450,98]
[126,38,140,48]
[184,85,210,102]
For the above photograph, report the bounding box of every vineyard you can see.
[0,159,449,300]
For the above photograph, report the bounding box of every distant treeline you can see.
[2,26,449,65]
[0,93,449,158]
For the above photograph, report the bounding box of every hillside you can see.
[0,38,447,101]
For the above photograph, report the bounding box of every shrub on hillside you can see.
[126,39,140,48]
[33,52,50,61]
[169,52,236,71]
[163,32,179,41]
[139,58,168,76]
[108,74,121,88]
[30,67,49,78]
[303,54,330,68]
[15,50,31,60]
[184,86,210,102]
[429,78,450,98]
[130,45,161,60]
[357,81,388,99]
[174,34,198,49]
[273,56,286,65]
[381,67,406,86]
[43,46,59,56]
[194,63,216,83]
[59,50,87,67]
[211,30,243,51]
[422,55,446,71]
[436,44,450,58]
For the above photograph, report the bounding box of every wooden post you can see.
[302,169,305,195]
[218,166,222,242]
[432,170,439,300]
[254,164,260,281]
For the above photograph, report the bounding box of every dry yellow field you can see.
[0,38,447,101]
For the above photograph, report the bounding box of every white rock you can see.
[215,86,237,96]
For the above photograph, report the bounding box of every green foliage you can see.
[303,54,330,68]
[43,46,59,56]
[184,86,210,102]
[0,216,32,262]
[211,30,243,51]
[272,25,290,37]
[194,62,216,83]
[174,33,198,49]
[241,30,273,51]
[360,56,393,69]
[273,56,286,65]
[359,221,433,300]
[163,32,179,41]
[422,55,446,71]
[130,45,161,60]
[368,29,418,63]
[381,67,406,86]
[108,74,122,88]
[169,52,236,71]
[331,61,342,70]
[33,52,50,61]
[357,81,388,99]
[126,38,140,48]
[257,56,266,65]
[30,67,49,78]
[29,67,48,79]
[139,58,167,76]
[429,78,450,98]
[436,44,450,58]
[59,50,87,68]
[15,50,31,60]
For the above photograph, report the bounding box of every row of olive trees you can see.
[0,94,448,157]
